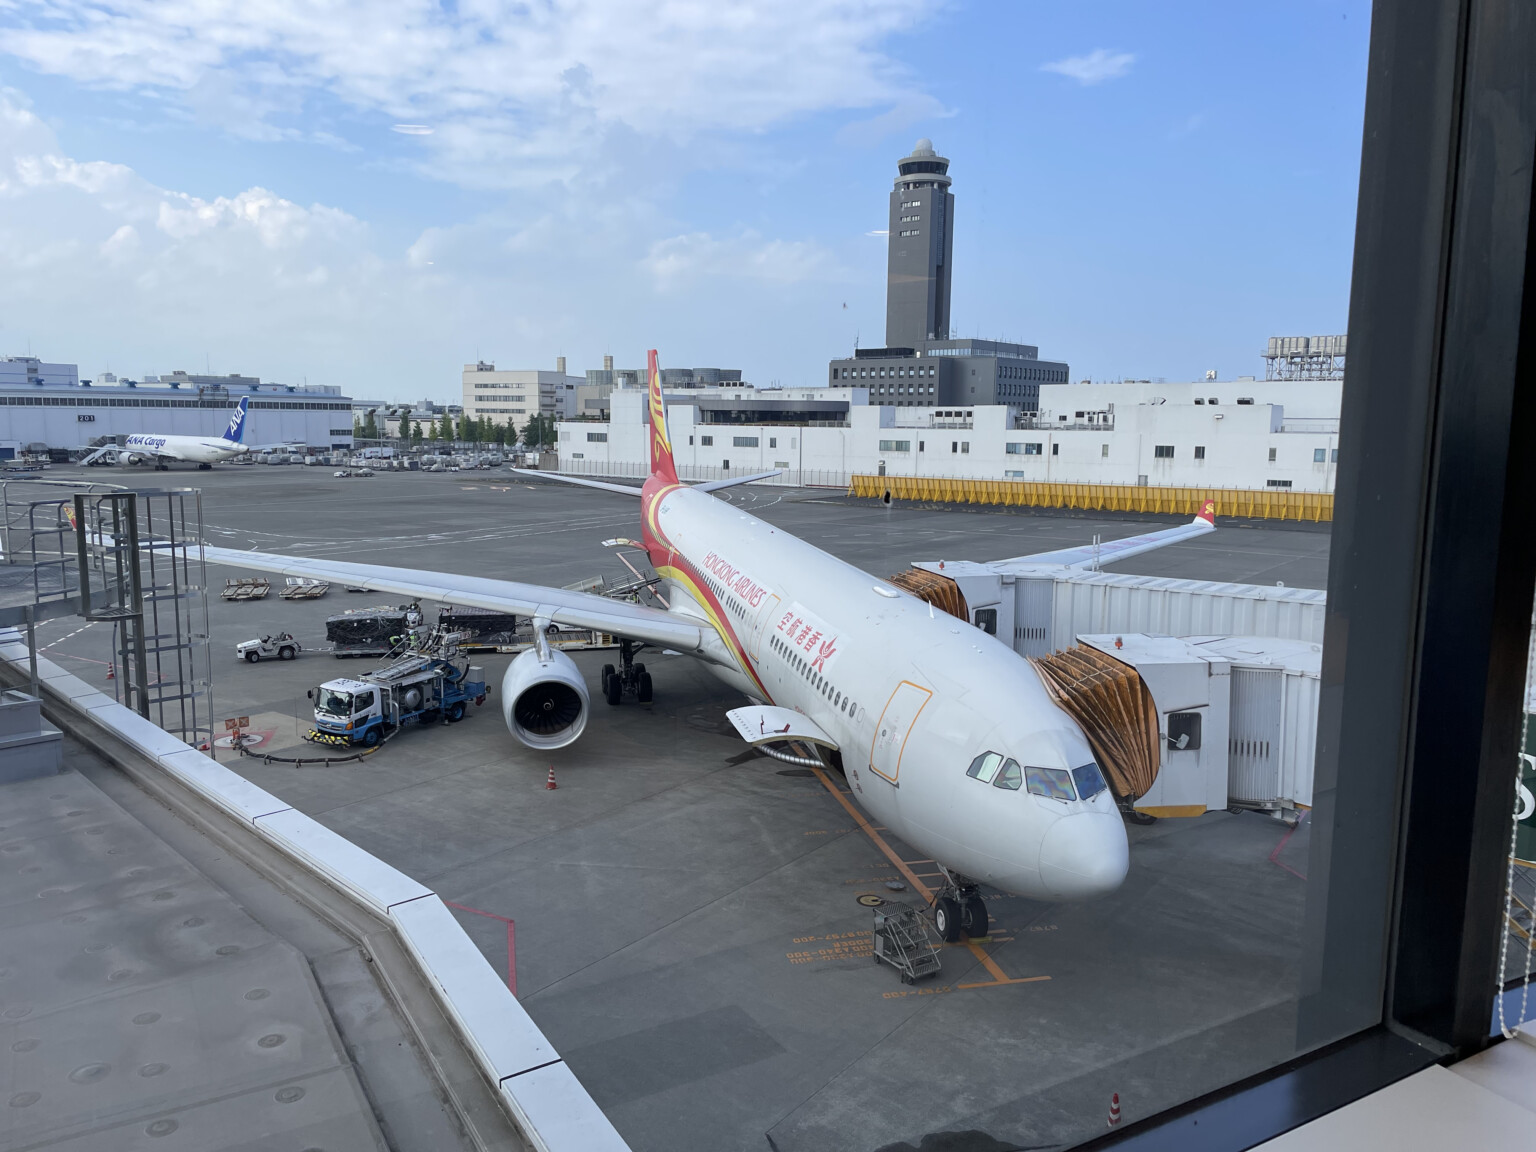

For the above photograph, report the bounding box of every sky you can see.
[0,1,1372,401]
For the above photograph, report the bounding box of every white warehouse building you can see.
[556,380,1343,492]
[0,358,354,459]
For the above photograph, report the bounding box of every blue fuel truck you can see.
[305,651,487,748]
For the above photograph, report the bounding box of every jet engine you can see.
[500,647,589,749]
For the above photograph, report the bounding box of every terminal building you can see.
[461,359,585,424]
[826,140,1070,410]
[0,356,354,458]
[556,375,1343,493]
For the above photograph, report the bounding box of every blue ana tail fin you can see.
[225,397,249,443]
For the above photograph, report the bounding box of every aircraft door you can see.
[869,680,933,785]
[750,594,781,661]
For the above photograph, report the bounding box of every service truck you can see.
[305,651,487,748]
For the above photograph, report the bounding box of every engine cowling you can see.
[500,647,589,749]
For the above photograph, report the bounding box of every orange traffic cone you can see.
[106,662,115,680]
[545,766,557,790]
[1107,1093,1121,1128]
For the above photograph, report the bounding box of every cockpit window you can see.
[993,758,1023,790]
[1025,765,1076,801]
[967,751,1003,783]
[1073,761,1108,801]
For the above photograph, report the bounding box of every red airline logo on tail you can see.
[1197,499,1216,524]
[647,349,678,484]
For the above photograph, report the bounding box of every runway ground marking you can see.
[809,765,1049,992]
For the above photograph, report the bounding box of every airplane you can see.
[80,396,257,470]
[191,353,1217,941]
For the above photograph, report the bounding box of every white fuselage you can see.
[648,484,1129,902]
[122,433,246,465]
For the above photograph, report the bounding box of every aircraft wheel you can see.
[361,727,381,748]
[964,895,989,938]
[278,646,296,660]
[934,897,963,943]
[600,663,615,691]
[445,702,465,723]
[604,673,622,705]
[633,661,646,678]
[244,651,259,663]
[198,463,212,471]
[637,672,653,704]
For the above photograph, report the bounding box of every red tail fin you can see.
[647,349,678,484]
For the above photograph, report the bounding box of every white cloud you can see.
[392,124,433,135]
[1041,48,1136,86]
[0,90,869,395]
[0,0,936,188]
[644,231,840,291]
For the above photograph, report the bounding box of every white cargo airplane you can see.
[195,354,1216,939]
[81,396,254,470]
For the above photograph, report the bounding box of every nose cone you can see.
[1038,813,1129,900]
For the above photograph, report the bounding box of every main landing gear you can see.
[600,639,653,706]
[932,867,989,943]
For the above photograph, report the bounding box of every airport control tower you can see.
[886,138,955,347]
[829,138,1068,408]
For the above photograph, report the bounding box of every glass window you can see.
[1154,444,1175,459]
[1025,765,1076,801]
[967,751,1003,783]
[353,691,375,713]
[994,759,1023,791]
[1168,712,1202,750]
[1072,762,1108,801]
[974,607,997,635]
[1314,447,1327,462]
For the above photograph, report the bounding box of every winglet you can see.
[647,349,678,485]
[1194,498,1216,526]
[225,396,250,444]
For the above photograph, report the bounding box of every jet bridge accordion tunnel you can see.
[1029,646,1162,806]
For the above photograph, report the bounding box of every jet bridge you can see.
[900,560,1329,656]
[1073,633,1322,820]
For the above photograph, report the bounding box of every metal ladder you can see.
[872,904,943,985]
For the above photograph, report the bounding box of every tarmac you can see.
[10,464,1331,1151]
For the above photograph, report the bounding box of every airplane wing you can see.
[692,470,781,492]
[990,500,1217,572]
[512,470,644,496]
[196,543,709,653]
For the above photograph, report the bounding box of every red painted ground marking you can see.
[444,900,518,997]
[1268,811,1309,880]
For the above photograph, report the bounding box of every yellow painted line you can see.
[965,939,1014,983]
[809,767,933,901]
[1133,804,1207,818]
[958,975,1052,990]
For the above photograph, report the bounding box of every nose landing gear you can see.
[600,639,654,706]
[932,868,989,943]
